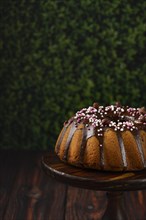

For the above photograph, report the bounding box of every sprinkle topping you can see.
[65,102,146,133]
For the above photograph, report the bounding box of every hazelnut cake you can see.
[55,102,146,171]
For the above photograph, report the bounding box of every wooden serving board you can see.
[42,152,146,191]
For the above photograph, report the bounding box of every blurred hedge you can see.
[0,0,146,149]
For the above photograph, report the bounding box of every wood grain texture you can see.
[0,150,146,220]
[65,187,107,220]
[0,151,67,220]
[0,151,22,220]
[124,191,146,220]
[65,187,146,220]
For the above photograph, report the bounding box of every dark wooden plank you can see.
[65,188,146,220]
[102,192,129,220]
[34,177,67,220]
[65,186,107,220]
[2,151,67,220]
[124,190,146,220]
[0,151,22,220]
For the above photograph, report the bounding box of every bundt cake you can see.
[55,102,146,171]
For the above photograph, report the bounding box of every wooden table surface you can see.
[0,149,146,220]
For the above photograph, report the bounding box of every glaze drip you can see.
[79,126,88,165]
[86,126,95,139]
[117,131,127,169]
[133,130,146,167]
[97,131,105,169]
[56,126,67,154]
[63,123,76,161]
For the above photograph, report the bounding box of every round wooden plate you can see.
[42,152,146,191]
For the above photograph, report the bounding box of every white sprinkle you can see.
[111,105,114,111]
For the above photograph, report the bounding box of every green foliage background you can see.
[0,0,146,149]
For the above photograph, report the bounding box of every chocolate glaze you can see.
[86,126,95,139]
[56,126,67,154]
[86,126,105,169]
[133,130,146,167]
[117,131,127,170]
[79,126,88,165]
[98,133,105,170]
[63,122,77,161]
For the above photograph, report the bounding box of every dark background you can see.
[0,0,146,149]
